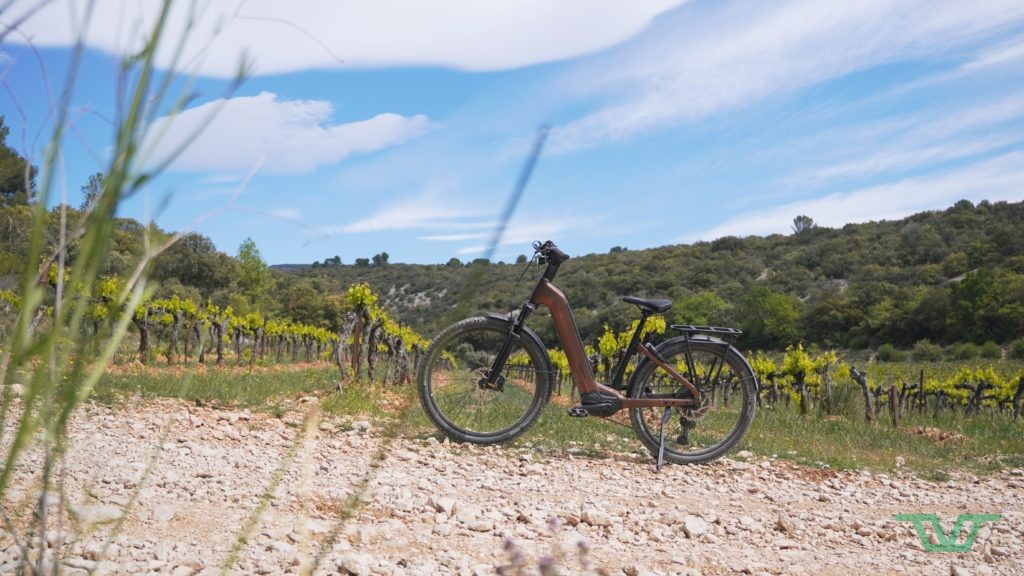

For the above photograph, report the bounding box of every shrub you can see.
[911,339,944,362]
[876,343,905,362]
[979,341,1002,359]
[950,342,978,360]
[849,336,870,350]
[1010,339,1024,360]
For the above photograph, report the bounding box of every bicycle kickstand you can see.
[656,406,672,471]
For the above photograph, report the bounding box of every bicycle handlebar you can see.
[533,240,570,265]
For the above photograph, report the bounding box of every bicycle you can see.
[417,240,757,467]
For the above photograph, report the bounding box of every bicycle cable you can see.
[512,252,539,296]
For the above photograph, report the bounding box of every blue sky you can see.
[2,0,1024,265]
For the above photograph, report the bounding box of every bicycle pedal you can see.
[567,406,589,418]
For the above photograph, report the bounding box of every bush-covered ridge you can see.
[284,199,1024,351]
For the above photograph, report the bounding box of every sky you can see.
[2,0,1024,265]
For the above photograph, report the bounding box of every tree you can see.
[446,257,462,267]
[0,116,37,205]
[79,172,105,210]
[515,254,528,264]
[948,269,1024,343]
[355,257,370,266]
[671,291,730,326]
[737,285,801,349]
[948,269,997,343]
[152,233,234,293]
[791,215,816,235]
[237,237,274,306]
[372,251,389,265]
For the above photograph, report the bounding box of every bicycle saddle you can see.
[623,296,672,313]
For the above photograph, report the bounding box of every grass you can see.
[525,404,639,455]
[94,365,338,409]
[745,407,1024,479]
[90,363,1024,478]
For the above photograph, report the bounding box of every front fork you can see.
[480,301,537,390]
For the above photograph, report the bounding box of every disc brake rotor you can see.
[678,388,712,420]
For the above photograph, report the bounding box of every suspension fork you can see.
[480,300,537,390]
[482,259,564,389]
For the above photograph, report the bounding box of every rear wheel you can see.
[417,316,553,444]
[627,339,755,464]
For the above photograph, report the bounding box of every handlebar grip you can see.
[547,245,569,264]
[534,240,570,264]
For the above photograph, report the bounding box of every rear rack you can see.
[668,325,743,388]
[670,324,742,338]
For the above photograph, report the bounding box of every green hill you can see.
[4,194,1022,352]
[280,199,1024,351]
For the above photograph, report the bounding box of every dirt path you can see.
[2,399,1022,575]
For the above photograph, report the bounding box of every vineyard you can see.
[0,280,427,388]
[748,346,1024,424]
[5,275,1024,428]
[538,319,1024,426]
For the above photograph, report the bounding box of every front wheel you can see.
[627,339,756,464]
[417,316,553,444]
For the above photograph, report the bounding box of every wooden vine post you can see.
[889,384,900,428]
[850,367,876,425]
[1013,375,1024,422]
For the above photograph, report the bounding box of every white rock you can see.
[581,510,613,527]
[467,520,494,532]
[78,504,122,524]
[683,516,709,539]
[336,552,372,576]
[153,504,177,524]
[775,513,798,534]
[455,504,481,525]
[980,545,1005,558]
[63,558,97,570]
[268,540,295,555]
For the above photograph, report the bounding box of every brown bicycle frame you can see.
[531,278,700,409]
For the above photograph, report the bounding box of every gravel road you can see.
[2,399,1022,575]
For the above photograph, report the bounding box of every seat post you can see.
[610,308,651,390]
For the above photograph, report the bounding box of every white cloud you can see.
[551,0,1024,153]
[266,208,302,221]
[793,94,1024,185]
[338,193,487,234]
[143,91,432,173]
[420,233,489,242]
[806,138,1018,183]
[962,37,1024,70]
[448,215,602,256]
[690,152,1024,241]
[8,0,685,76]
